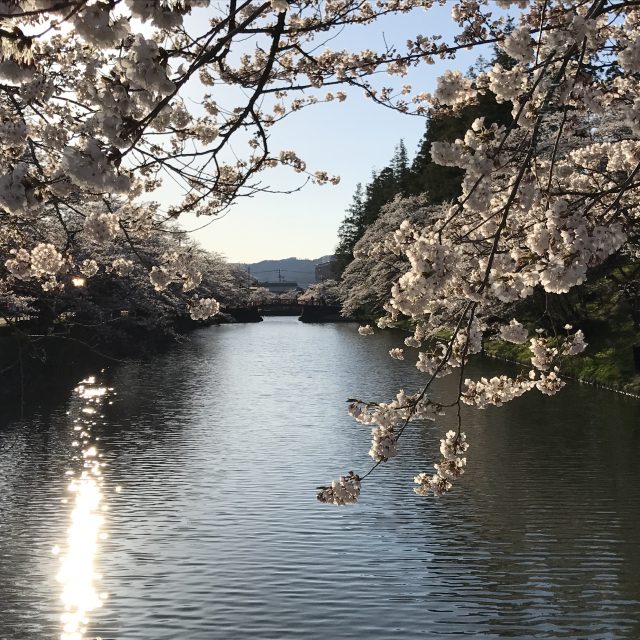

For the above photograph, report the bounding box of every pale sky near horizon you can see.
[175,3,500,263]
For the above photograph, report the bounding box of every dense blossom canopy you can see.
[1,0,639,502]
[316,0,640,502]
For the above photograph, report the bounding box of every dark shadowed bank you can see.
[299,305,351,323]
[0,311,249,412]
[0,305,356,414]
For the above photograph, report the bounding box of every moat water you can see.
[1,316,639,639]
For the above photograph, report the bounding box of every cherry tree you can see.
[339,194,437,317]
[0,1,638,502]
[298,278,340,304]
[318,0,640,504]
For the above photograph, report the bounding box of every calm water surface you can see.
[1,317,639,639]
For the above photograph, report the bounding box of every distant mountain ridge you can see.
[237,256,333,287]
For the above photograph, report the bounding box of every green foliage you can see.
[409,92,512,202]
[335,183,365,272]
[485,316,640,395]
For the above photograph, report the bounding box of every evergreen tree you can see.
[362,165,396,227]
[335,183,365,271]
[391,139,411,195]
[409,91,513,203]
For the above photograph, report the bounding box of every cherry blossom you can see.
[188,296,221,321]
[0,0,637,504]
[317,472,361,506]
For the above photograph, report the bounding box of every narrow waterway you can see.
[1,316,639,639]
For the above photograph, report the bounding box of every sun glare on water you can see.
[56,376,113,640]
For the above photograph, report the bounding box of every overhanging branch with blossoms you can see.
[0,0,639,504]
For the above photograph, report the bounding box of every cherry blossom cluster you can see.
[368,426,398,463]
[5,243,67,290]
[84,212,119,245]
[297,279,341,305]
[317,472,361,506]
[530,331,587,371]
[562,329,587,356]
[499,320,529,345]
[149,252,203,293]
[358,325,375,336]
[414,431,468,498]
[188,296,221,321]
[347,390,443,430]
[530,337,559,371]
[107,258,135,277]
[462,373,536,409]
[536,368,566,396]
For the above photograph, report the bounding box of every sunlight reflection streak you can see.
[56,376,110,640]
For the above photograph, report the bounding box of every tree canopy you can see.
[1,0,640,504]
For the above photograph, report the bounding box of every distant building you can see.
[258,280,299,294]
[315,256,339,282]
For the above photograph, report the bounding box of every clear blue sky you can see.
[175,3,497,263]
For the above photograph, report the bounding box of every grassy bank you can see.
[484,319,640,396]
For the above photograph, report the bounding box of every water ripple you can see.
[1,317,639,639]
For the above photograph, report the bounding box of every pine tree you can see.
[409,91,512,203]
[362,166,397,227]
[392,139,411,195]
[335,183,366,271]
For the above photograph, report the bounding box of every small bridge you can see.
[257,298,303,314]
